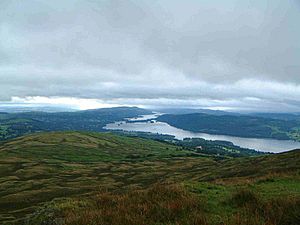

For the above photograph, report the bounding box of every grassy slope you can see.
[0,132,299,224]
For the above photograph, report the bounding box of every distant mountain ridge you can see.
[0,105,77,113]
[153,107,238,115]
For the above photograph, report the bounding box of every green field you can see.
[0,132,299,224]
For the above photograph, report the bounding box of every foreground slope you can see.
[0,132,299,224]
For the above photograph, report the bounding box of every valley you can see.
[105,113,300,153]
[2,107,300,153]
[2,1,300,224]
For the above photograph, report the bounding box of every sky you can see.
[0,0,300,112]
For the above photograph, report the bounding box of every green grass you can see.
[184,177,300,224]
[0,131,299,224]
[25,181,300,225]
[0,131,190,162]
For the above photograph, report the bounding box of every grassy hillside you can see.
[0,107,151,141]
[0,132,299,224]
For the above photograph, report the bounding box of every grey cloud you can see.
[0,0,300,111]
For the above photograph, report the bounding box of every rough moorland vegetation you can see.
[0,132,299,224]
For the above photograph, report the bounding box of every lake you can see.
[104,114,300,153]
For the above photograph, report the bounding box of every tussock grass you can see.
[230,188,260,208]
[26,184,300,225]
[0,132,299,224]
[228,192,300,225]
[28,184,208,225]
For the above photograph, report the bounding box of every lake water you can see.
[104,115,300,153]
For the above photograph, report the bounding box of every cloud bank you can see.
[0,0,300,112]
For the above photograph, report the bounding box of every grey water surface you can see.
[104,115,300,153]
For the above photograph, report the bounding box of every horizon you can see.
[1,103,300,115]
[1,0,300,112]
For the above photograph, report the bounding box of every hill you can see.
[152,107,237,115]
[0,131,299,224]
[0,107,151,141]
[157,113,300,141]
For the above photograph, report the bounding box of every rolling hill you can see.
[0,107,151,141]
[0,131,299,224]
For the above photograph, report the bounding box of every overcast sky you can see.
[1,0,300,112]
